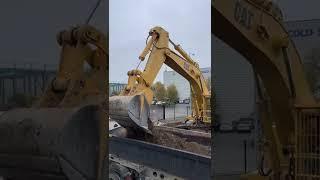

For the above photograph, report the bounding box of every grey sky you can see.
[0,0,107,70]
[109,0,211,83]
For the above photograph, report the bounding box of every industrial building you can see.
[163,67,211,101]
[213,19,320,123]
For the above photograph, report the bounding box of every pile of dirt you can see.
[145,128,211,156]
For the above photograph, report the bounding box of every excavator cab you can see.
[0,25,108,180]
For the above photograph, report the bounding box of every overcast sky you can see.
[109,0,211,83]
[0,0,107,70]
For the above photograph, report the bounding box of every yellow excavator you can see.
[109,26,211,133]
[0,25,108,180]
[213,0,320,179]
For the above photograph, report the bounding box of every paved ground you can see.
[213,132,258,179]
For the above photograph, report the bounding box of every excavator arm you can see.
[36,25,108,108]
[0,25,108,180]
[109,27,211,133]
[212,0,319,179]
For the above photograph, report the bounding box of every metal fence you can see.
[0,63,56,108]
[295,107,320,179]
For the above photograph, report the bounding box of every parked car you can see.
[156,101,167,105]
[241,118,254,128]
[179,100,184,104]
[183,98,190,104]
[219,123,233,132]
[236,120,253,133]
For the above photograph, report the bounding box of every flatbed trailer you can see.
[109,136,212,180]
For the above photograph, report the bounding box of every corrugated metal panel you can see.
[212,35,255,123]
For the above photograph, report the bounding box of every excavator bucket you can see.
[0,104,107,180]
[109,94,151,134]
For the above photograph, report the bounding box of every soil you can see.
[145,127,211,156]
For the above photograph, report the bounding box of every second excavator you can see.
[109,26,212,134]
[213,0,320,179]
